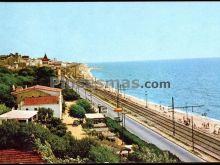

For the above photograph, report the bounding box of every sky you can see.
[0,2,220,63]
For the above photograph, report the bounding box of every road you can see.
[68,80,204,162]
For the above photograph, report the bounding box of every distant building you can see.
[42,53,50,65]
[11,85,63,119]
[0,53,27,69]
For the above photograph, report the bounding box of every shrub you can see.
[46,117,67,137]
[70,137,98,159]
[35,66,56,86]
[0,120,36,150]
[0,104,11,115]
[69,104,86,119]
[34,138,59,163]
[62,101,66,113]
[38,108,54,124]
[62,88,80,101]
[81,120,93,129]
[76,99,93,113]
[88,145,120,163]
[128,146,179,163]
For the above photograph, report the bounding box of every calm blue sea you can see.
[88,58,220,120]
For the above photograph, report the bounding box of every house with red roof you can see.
[12,85,63,119]
[0,149,46,164]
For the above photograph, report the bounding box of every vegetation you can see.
[129,146,179,163]
[37,108,54,124]
[19,66,56,86]
[0,120,98,161]
[69,104,86,119]
[46,117,67,137]
[62,88,80,101]
[0,66,57,108]
[105,117,181,163]
[76,99,93,113]
[88,145,120,163]
[37,108,67,137]
[34,138,59,163]
[0,104,10,115]
[62,101,66,113]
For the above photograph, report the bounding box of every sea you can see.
[88,58,220,121]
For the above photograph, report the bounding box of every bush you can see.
[46,117,67,137]
[0,104,11,115]
[71,137,98,159]
[88,145,120,163]
[62,101,66,113]
[34,138,59,163]
[128,146,179,163]
[38,108,54,124]
[0,84,16,108]
[62,88,80,101]
[0,120,34,150]
[35,66,56,86]
[76,99,93,113]
[81,120,93,129]
[69,104,86,119]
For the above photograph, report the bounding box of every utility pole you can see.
[121,112,126,145]
[172,97,175,136]
[191,106,194,151]
[169,103,204,150]
[145,91,148,108]
[168,97,175,136]
[116,85,122,117]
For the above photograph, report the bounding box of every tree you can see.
[62,88,80,101]
[0,84,16,108]
[62,101,66,113]
[69,104,86,119]
[46,117,67,137]
[76,99,93,113]
[38,108,54,124]
[35,66,56,86]
[18,66,37,77]
[0,104,10,115]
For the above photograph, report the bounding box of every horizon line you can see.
[86,56,220,64]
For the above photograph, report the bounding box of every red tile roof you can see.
[12,85,62,95]
[23,96,59,106]
[0,149,46,164]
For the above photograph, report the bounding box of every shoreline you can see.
[84,64,220,135]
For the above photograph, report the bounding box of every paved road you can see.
[68,81,205,162]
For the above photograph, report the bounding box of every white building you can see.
[11,85,63,119]
[0,110,38,124]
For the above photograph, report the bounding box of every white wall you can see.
[21,103,62,119]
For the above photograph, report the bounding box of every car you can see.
[72,120,80,126]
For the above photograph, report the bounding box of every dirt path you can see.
[62,101,87,139]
